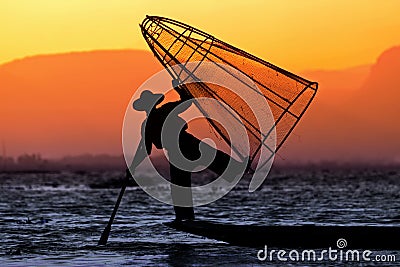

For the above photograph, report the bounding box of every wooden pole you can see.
[98,174,130,245]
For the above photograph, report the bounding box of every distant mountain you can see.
[280,46,400,163]
[348,45,400,160]
[0,50,161,157]
[358,46,400,116]
[301,65,370,106]
[1,47,399,164]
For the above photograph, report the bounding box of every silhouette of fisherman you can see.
[127,79,246,221]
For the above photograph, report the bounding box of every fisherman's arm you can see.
[172,79,192,101]
[126,143,146,178]
[126,123,152,178]
[167,79,193,112]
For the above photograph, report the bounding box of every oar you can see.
[98,173,130,245]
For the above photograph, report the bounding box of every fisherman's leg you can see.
[170,162,195,221]
[208,149,230,176]
[180,133,233,174]
[207,148,246,182]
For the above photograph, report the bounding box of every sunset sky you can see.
[1,1,400,162]
[2,0,400,71]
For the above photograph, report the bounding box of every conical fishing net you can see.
[140,16,317,168]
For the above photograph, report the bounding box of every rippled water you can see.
[0,168,399,266]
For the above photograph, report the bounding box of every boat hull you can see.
[164,220,400,249]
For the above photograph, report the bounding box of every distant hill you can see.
[0,50,161,157]
[301,65,370,105]
[358,46,400,116]
[1,47,399,164]
[280,46,400,164]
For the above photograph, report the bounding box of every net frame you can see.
[140,15,318,169]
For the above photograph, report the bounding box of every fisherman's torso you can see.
[144,105,189,150]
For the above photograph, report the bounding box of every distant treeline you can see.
[0,154,126,172]
[1,153,399,173]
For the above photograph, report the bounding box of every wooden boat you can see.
[164,220,400,249]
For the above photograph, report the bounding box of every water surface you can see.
[1,168,399,266]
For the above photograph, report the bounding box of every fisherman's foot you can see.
[174,217,195,223]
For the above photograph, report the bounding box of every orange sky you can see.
[1,1,400,162]
[2,0,400,71]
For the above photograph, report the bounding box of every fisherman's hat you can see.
[133,90,165,111]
